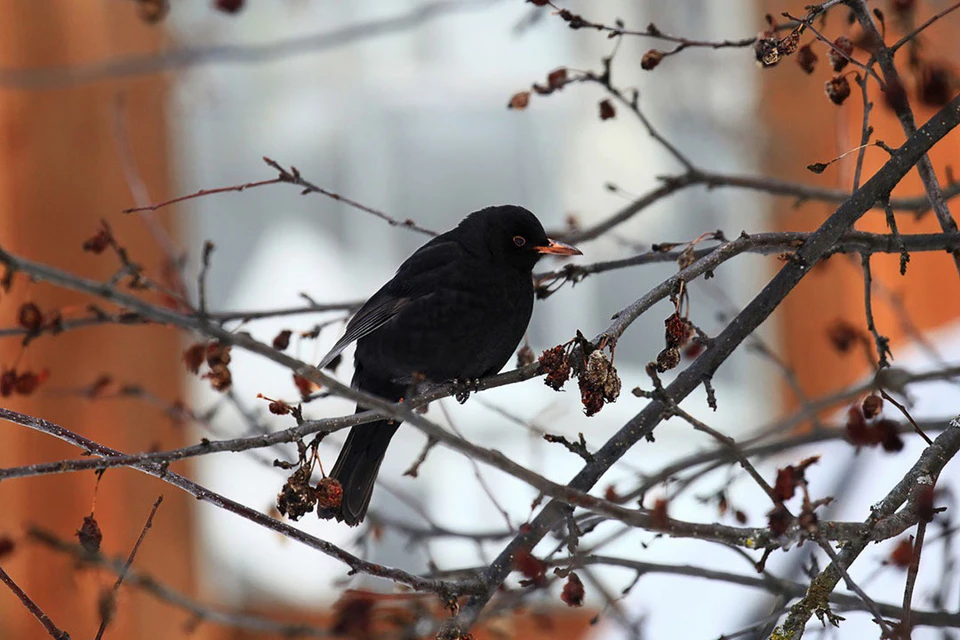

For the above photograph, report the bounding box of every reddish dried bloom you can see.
[888,537,913,568]
[797,507,818,531]
[767,503,791,536]
[845,404,873,445]
[77,514,102,554]
[773,466,798,502]
[527,0,550,5]
[734,510,748,524]
[664,313,690,348]
[182,343,205,374]
[316,477,343,510]
[876,419,904,452]
[825,75,851,105]
[516,344,535,368]
[14,370,44,395]
[827,319,863,353]
[203,364,232,392]
[560,572,585,607]
[916,485,936,522]
[205,341,231,367]
[215,0,244,13]
[547,68,568,89]
[604,485,620,502]
[828,36,854,72]
[797,44,818,74]
[272,329,292,351]
[539,344,571,391]
[683,341,704,359]
[862,394,883,419]
[579,382,604,417]
[0,369,15,397]
[598,99,616,120]
[0,535,13,559]
[917,59,957,107]
[82,225,113,254]
[641,49,665,70]
[293,374,319,398]
[651,498,669,529]
[268,400,290,415]
[17,302,43,333]
[514,549,547,587]
[508,91,531,110]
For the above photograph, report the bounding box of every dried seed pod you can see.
[656,347,681,372]
[828,36,854,72]
[825,75,851,105]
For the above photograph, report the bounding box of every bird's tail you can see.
[320,417,401,526]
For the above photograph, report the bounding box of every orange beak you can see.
[534,238,582,256]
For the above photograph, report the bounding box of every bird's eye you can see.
[513,235,526,247]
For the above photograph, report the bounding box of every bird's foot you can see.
[452,377,481,404]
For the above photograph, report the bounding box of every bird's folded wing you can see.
[317,237,463,369]
[318,295,411,368]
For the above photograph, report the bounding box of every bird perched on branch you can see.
[317,205,580,525]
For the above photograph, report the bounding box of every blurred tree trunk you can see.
[0,3,211,639]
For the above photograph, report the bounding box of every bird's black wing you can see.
[318,236,463,368]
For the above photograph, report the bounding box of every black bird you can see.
[317,205,580,525]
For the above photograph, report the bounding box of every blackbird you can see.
[317,205,580,525]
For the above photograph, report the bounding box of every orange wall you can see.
[761,0,960,408]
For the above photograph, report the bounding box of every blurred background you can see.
[1,1,959,638]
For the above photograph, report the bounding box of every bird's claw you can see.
[452,377,481,404]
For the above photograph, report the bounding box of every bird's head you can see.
[457,205,581,271]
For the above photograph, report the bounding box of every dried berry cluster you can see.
[14,301,64,340]
[276,466,343,521]
[845,395,903,452]
[292,373,320,399]
[508,66,571,111]
[76,514,103,555]
[761,7,958,110]
[753,17,801,68]
[0,367,48,397]
[538,333,621,416]
[182,340,232,392]
[560,572,584,607]
[655,312,698,373]
[767,456,822,537]
[513,548,548,588]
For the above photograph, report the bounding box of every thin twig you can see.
[263,157,437,236]
[0,566,70,639]
[94,495,164,640]
[861,253,892,368]
[901,518,928,637]
[123,179,283,214]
